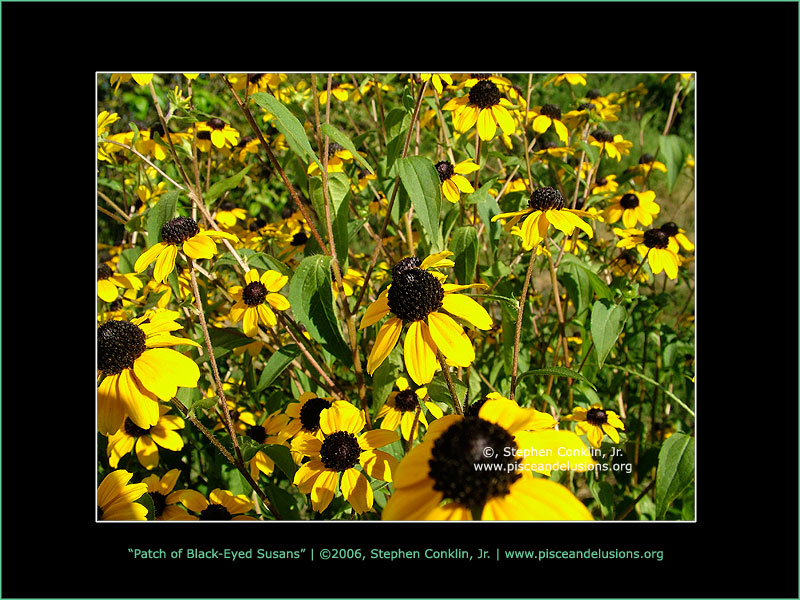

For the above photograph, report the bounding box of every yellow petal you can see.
[426,312,474,368]
[441,293,492,330]
[403,320,438,385]
[134,243,166,274]
[476,108,497,140]
[366,317,402,375]
[359,293,391,329]
[340,469,372,514]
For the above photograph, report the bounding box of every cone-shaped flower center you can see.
[643,229,669,249]
[246,424,267,444]
[435,160,455,182]
[123,417,151,437]
[586,408,608,426]
[161,216,199,245]
[428,416,522,512]
[299,397,332,432]
[98,320,147,375]
[639,153,655,164]
[326,142,343,159]
[659,221,679,237]
[199,504,233,520]
[242,281,267,306]
[98,263,114,281]
[319,431,362,472]
[468,80,501,109]
[290,231,308,246]
[387,268,444,323]
[528,186,565,211]
[391,256,422,279]
[620,193,639,209]
[464,396,489,418]
[540,103,562,120]
[208,118,226,130]
[591,129,614,143]
[394,389,419,413]
[586,88,602,99]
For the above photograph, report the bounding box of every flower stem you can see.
[437,351,463,415]
[510,249,537,402]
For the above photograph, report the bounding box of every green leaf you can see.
[590,299,628,369]
[261,481,300,520]
[450,226,478,285]
[605,363,694,416]
[320,123,373,174]
[557,260,593,319]
[427,373,468,411]
[145,190,180,248]
[517,366,597,391]
[204,165,252,205]
[287,254,351,365]
[397,156,442,250]
[309,173,350,263]
[655,433,694,519]
[250,92,322,172]
[135,492,155,521]
[206,326,254,358]
[260,444,298,480]
[658,134,688,193]
[473,178,501,249]
[256,344,301,392]
[589,478,615,519]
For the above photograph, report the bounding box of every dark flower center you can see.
[620,193,639,209]
[586,408,608,426]
[639,153,655,164]
[595,176,608,186]
[98,320,147,375]
[98,263,114,281]
[242,281,267,306]
[471,73,491,80]
[464,396,489,418]
[161,216,200,245]
[435,160,455,182]
[208,118,226,130]
[123,417,151,437]
[586,88,602,100]
[540,103,562,120]
[387,268,444,323]
[220,200,235,211]
[319,431,362,471]
[643,229,669,249]
[197,130,211,140]
[391,256,422,279]
[428,416,522,513]
[326,142,343,159]
[199,504,233,520]
[151,491,166,518]
[299,397,333,432]
[394,389,420,413]
[468,80,501,109]
[537,139,559,150]
[591,129,613,143]
[246,424,267,444]
[577,102,595,112]
[290,231,308,246]
[237,134,256,148]
[528,186,565,211]
[659,221,679,237]
[150,123,166,138]
[248,73,266,84]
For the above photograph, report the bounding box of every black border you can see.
[3,2,798,599]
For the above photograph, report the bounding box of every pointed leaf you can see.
[590,299,628,369]
[250,92,322,172]
[320,123,373,174]
[655,433,694,519]
[397,156,442,250]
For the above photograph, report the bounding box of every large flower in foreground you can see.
[105,405,185,470]
[615,227,680,280]
[492,186,597,251]
[562,403,625,449]
[228,268,290,337]
[292,401,399,514]
[604,190,661,229]
[382,396,594,520]
[659,221,694,254]
[97,310,200,435]
[97,470,149,521]
[134,216,238,283]
[443,79,516,141]
[528,104,569,143]
[360,251,493,385]
[141,468,195,520]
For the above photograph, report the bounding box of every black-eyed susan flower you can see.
[277,392,334,451]
[109,73,154,92]
[529,104,569,143]
[419,73,453,95]
[377,376,443,441]
[215,200,248,229]
[615,227,681,280]
[307,142,359,176]
[317,81,355,104]
[97,263,142,303]
[292,400,399,514]
[360,251,493,386]
[562,403,625,449]
[443,79,516,141]
[140,469,196,520]
[588,129,633,162]
[106,405,185,470]
[492,186,597,251]
[134,216,238,283]
[382,396,594,520]
[169,488,258,520]
[243,410,290,480]
[332,267,366,299]
[659,221,695,254]
[591,174,619,196]
[228,268,290,337]
[547,73,587,87]
[435,159,480,204]
[97,469,149,521]
[97,110,120,138]
[605,190,661,229]
[609,250,650,283]
[97,310,200,435]
[195,118,240,150]
[631,152,667,184]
